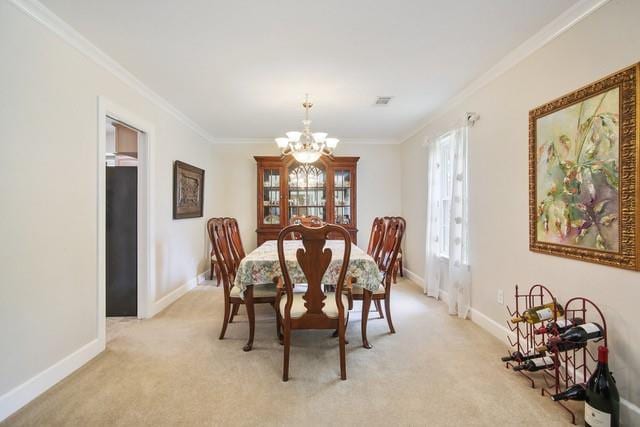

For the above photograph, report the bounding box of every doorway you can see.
[105,119,139,316]
[97,97,155,350]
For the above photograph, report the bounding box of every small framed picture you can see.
[173,160,204,219]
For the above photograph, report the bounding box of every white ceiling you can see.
[41,0,578,142]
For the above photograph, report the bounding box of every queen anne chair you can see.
[276,223,352,381]
[384,216,406,283]
[351,217,405,338]
[288,215,324,240]
[367,217,386,260]
[223,217,247,323]
[207,218,222,285]
[209,218,279,351]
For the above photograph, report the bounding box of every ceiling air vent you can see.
[374,96,393,106]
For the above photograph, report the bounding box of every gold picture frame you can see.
[529,63,639,270]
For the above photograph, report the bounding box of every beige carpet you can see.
[3,278,579,426]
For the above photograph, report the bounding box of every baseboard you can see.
[0,338,103,422]
[403,268,424,288]
[468,307,514,346]
[196,270,209,285]
[468,308,639,423]
[403,268,448,300]
[0,270,208,422]
[404,267,639,422]
[149,273,202,317]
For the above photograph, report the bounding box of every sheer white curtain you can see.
[424,126,471,319]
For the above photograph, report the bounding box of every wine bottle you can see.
[511,302,564,324]
[536,340,586,353]
[501,349,546,363]
[512,356,557,372]
[535,318,584,335]
[551,322,604,345]
[585,346,619,427]
[551,383,586,401]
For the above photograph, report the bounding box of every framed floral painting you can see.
[529,63,639,270]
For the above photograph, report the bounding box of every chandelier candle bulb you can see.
[286,131,302,142]
[326,138,339,149]
[275,137,289,148]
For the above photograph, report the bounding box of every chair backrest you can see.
[208,218,236,295]
[367,217,386,261]
[288,215,324,240]
[224,217,245,272]
[378,217,405,285]
[277,224,351,323]
[290,215,324,226]
[207,217,217,258]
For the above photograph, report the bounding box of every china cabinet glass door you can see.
[288,164,326,221]
[262,168,281,225]
[334,169,352,225]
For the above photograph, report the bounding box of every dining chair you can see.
[207,218,222,286]
[276,223,352,381]
[209,218,279,351]
[350,216,405,335]
[288,215,324,239]
[366,217,386,315]
[384,216,406,283]
[223,217,246,323]
[367,217,386,261]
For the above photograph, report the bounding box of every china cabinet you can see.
[255,156,359,245]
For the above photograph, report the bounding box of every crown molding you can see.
[214,137,400,145]
[8,0,217,144]
[399,0,610,143]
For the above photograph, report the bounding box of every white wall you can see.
[0,0,221,410]
[214,142,402,251]
[400,0,640,422]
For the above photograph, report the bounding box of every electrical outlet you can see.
[497,289,504,305]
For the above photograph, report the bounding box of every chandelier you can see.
[275,94,339,164]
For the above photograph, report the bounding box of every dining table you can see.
[233,239,383,350]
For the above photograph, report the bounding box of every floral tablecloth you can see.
[233,240,382,295]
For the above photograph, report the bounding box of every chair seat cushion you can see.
[230,284,278,298]
[351,284,385,295]
[279,292,349,319]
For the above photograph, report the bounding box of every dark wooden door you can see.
[106,166,137,316]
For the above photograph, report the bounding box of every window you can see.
[435,132,454,258]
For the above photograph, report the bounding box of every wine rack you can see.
[504,284,559,388]
[540,297,608,425]
[504,286,608,425]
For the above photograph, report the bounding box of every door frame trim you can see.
[97,96,155,347]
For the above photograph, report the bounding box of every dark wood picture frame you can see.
[173,160,205,219]
[529,63,639,270]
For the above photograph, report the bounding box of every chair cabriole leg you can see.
[243,287,255,351]
[384,294,395,334]
[229,303,240,323]
[219,298,230,339]
[374,299,384,319]
[283,325,291,382]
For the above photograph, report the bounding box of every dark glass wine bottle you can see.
[585,346,619,427]
[512,356,557,372]
[536,340,586,353]
[501,349,546,362]
[535,317,584,335]
[550,322,603,345]
[551,383,586,401]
